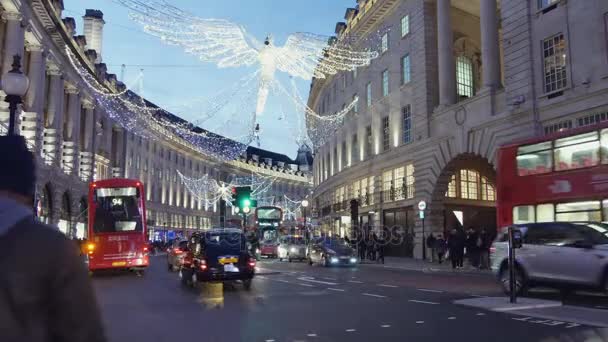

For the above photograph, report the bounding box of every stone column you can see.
[43,67,64,166]
[1,11,24,76]
[480,0,501,91]
[437,0,456,106]
[23,44,46,152]
[80,101,95,181]
[62,86,80,175]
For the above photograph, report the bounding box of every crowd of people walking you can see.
[426,227,493,270]
[349,230,386,264]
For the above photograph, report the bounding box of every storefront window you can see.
[554,132,599,171]
[517,142,552,175]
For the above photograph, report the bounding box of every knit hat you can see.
[0,135,36,197]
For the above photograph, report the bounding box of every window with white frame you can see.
[543,33,568,93]
[382,116,390,152]
[366,82,372,107]
[402,105,412,144]
[383,170,393,202]
[445,169,495,201]
[382,69,389,97]
[401,54,411,85]
[352,180,361,199]
[381,32,389,53]
[353,94,359,113]
[401,15,410,37]
[456,55,474,98]
[393,166,405,200]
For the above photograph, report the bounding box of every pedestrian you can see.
[375,232,385,264]
[435,234,447,264]
[426,233,437,263]
[358,229,367,260]
[478,228,492,270]
[447,228,465,270]
[465,227,479,268]
[367,231,376,261]
[0,136,106,342]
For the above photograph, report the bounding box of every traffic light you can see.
[231,186,257,211]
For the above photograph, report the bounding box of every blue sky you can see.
[65,0,354,158]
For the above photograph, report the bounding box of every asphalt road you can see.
[92,255,607,342]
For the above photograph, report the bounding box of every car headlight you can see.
[350,257,357,263]
[290,247,297,253]
[330,257,339,264]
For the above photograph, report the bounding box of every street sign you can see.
[419,211,425,219]
[418,200,427,211]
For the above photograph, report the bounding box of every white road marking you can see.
[381,324,391,328]
[348,280,364,284]
[448,317,456,320]
[297,276,338,286]
[307,333,317,337]
[322,276,337,280]
[265,340,275,342]
[409,299,440,305]
[363,293,387,298]
[345,329,356,332]
[297,283,315,287]
[476,313,486,316]
[277,280,290,284]
[256,275,267,279]
[327,288,345,292]
[417,288,443,293]
[416,321,425,324]
[378,284,398,288]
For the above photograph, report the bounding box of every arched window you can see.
[445,169,495,201]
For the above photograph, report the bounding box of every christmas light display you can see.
[114,0,379,115]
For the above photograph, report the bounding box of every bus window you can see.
[601,129,608,164]
[554,132,599,171]
[536,203,555,222]
[513,205,535,224]
[555,201,601,222]
[93,187,143,233]
[516,142,552,175]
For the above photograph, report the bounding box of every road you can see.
[92,255,607,342]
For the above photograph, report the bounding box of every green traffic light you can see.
[242,199,251,207]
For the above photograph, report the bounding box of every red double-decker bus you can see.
[497,121,608,228]
[86,178,149,273]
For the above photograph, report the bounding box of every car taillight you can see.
[87,243,95,255]
[143,246,149,252]
[248,258,256,268]
[199,259,207,271]
[174,248,182,254]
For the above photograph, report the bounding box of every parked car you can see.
[167,239,189,272]
[491,222,608,295]
[179,228,256,290]
[308,237,358,267]
[260,239,279,258]
[278,235,307,262]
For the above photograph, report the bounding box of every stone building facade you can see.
[309,0,608,258]
[0,0,312,239]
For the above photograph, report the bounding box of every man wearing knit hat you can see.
[0,136,106,342]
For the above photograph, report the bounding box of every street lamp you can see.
[1,55,30,136]
[301,199,309,230]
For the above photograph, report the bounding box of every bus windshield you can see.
[257,208,282,220]
[93,187,142,233]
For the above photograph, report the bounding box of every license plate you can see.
[112,261,127,267]
[224,264,239,273]
[219,257,238,265]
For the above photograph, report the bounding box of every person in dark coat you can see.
[434,234,447,264]
[465,227,479,268]
[426,233,437,262]
[478,228,492,269]
[447,228,465,269]
[358,229,367,260]
[0,136,106,342]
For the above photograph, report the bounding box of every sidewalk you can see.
[359,256,493,276]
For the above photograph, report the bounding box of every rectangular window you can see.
[556,201,602,222]
[402,105,412,144]
[366,82,372,107]
[382,69,389,97]
[382,116,390,152]
[351,134,358,164]
[536,204,555,222]
[513,205,535,224]
[401,15,410,37]
[365,125,373,159]
[360,178,368,204]
[353,180,361,200]
[341,141,347,169]
[543,120,572,135]
[394,166,405,200]
[401,55,411,85]
[481,177,495,201]
[368,176,375,205]
[383,170,393,202]
[405,164,415,199]
[539,0,559,9]
[517,141,553,175]
[381,32,389,53]
[460,169,479,200]
[578,111,608,128]
[554,131,599,171]
[353,94,359,113]
[447,175,457,198]
[456,56,474,98]
[543,33,568,93]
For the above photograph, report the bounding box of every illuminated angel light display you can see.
[115,0,378,115]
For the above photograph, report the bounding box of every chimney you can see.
[83,9,105,63]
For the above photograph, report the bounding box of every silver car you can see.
[491,222,608,295]
[277,236,307,262]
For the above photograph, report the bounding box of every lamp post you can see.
[2,55,30,136]
[301,199,309,235]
